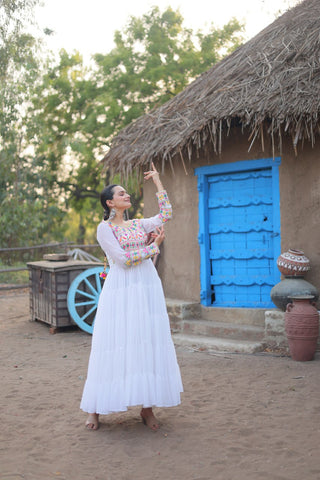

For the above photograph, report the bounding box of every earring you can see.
[109,208,116,220]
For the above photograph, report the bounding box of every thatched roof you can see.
[102,0,320,174]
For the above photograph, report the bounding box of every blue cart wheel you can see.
[67,266,108,334]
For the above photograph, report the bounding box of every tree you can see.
[0,0,52,248]
[93,7,243,140]
[0,0,68,250]
[28,7,243,243]
[27,49,106,244]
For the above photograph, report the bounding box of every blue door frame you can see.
[195,158,281,308]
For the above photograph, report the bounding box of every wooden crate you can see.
[27,260,101,331]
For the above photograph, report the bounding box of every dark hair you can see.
[100,184,118,220]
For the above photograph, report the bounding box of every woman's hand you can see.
[153,226,165,247]
[144,162,163,191]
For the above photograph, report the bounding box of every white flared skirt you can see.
[80,259,183,415]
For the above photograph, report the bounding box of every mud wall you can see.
[143,127,320,304]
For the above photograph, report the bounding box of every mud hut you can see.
[102,0,320,318]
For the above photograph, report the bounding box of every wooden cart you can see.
[27,259,105,334]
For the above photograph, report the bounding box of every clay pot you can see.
[285,296,319,361]
[270,277,319,311]
[277,249,310,277]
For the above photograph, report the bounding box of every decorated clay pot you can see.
[285,295,319,361]
[277,249,310,277]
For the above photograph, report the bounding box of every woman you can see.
[80,163,183,431]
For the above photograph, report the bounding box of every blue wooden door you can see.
[195,158,281,308]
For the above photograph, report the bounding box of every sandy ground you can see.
[1,290,320,480]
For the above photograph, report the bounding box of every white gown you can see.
[80,190,183,415]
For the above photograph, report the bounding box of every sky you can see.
[34,0,299,62]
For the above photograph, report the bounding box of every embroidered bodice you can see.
[97,190,172,268]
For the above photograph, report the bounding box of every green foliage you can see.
[29,52,104,190]
[0,158,67,248]
[93,6,244,131]
[0,0,49,248]
[0,261,29,285]
[1,4,244,248]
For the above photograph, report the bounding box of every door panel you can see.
[195,158,281,308]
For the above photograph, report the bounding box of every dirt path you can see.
[1,291,320,480]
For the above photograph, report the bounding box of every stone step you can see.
[199,306,266,327]
[167,299,268,353]
[170,318,265,342]
[166,298,266,327]
[166,299,201,321]
[172,333,265,354]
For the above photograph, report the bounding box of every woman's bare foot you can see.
[85,413,99,430]
[140,408,159,431]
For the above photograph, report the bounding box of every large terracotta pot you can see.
[285,296,319,361]
[277,249,310,277]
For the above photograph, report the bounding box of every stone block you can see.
[264,310,288,348]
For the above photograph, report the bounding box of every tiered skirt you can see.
[80,259,183,414]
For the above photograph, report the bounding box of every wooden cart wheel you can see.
[67,266,108,334]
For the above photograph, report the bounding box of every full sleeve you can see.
[97,222,159,268]
[140,190,172,234]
